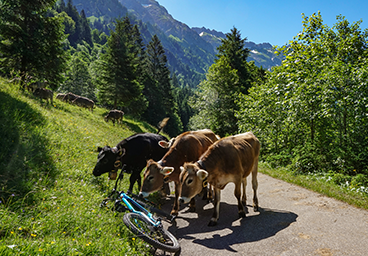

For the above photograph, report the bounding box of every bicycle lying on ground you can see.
[100,165,180,255]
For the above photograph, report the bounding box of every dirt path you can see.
[160,173,368,256]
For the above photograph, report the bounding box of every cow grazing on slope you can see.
[62,92,79,103]
[33,88,53,105]
[139,129,219,216]
[179,132,260,226]
[56,93,66,100]
[72,96,95,112]
[104,110,124,125]
[92,133,169,193]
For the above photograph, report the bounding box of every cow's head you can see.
[179,162,208,204]
[93,146,126,180]
[139,159,174,197]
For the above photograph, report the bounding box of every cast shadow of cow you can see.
[161,196,297,252]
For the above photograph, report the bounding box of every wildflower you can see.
[31,234,37,237]
[132,238,135,241]
[18,227,22,231]
[51,241,55,244]
[39,248,43,252]
[10,231,14,234]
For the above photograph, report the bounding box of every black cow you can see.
[92,133,169,193]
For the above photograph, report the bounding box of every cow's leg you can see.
[171,181,181,216]
[159,182,170,197]
[234,181,246,218]
[128,171,140,193]
[188,197,196,212]
[209,187,221,226]
[252,160,259,211]
[242,177,247,206]
[201,185,208,200]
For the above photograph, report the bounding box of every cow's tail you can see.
[157,117,169,134]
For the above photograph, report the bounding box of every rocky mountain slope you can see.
[192,27,283,69]
[73,0,282,87]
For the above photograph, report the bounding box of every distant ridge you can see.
[73,0,283,87]
[192,27,283,69]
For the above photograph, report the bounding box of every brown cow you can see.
[62,92,79,103]
[139,129,219,216]
[72,96,95,112]
[33,88,53,105]
[179,132,260,226]
[56,93,66,100]
[104,110,124,125]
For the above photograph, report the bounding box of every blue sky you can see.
[156,0,368,46]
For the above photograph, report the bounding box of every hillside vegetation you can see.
[1,74,367,254]
[0,78,162,255]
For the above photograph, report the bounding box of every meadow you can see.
[0,77,158,255]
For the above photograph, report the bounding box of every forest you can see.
[1,1,367,194]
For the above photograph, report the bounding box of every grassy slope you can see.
[0,78,160,255]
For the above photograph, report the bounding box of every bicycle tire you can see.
[123,212,180,253]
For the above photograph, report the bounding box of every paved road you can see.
[159,173,368,256]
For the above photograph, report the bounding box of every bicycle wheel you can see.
[123,212,180,253]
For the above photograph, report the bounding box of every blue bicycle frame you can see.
[119,192,161,227]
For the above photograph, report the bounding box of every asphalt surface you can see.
[158,173,368,256]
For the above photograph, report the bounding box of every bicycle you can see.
[100,165,181,255]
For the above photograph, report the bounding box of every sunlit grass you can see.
[0,78,154,255]
[259,162,368,210]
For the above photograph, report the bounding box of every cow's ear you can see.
[161,167,174,176]
[197,169,208,180]
[97,147,103,152]
[180,166,185,173]
[158,140,170,148]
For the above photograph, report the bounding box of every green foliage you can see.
[96,17,146,113]
[0,78,162,254]
[237,12,368,175]
[189,28,265,137]
[142,34,183,136]
[0,0,67,89]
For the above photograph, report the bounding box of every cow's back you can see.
[118,133,168,168]
[202,132,260,177]
[165,132,214,165]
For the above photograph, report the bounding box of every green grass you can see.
[259,162,368,210]
[0,78,161,255]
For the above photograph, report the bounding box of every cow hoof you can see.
[239,211,246,218]
[208,220,217,226]
[170,210,179,216]
[253,205,259,212]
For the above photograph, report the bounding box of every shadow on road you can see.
[163,196,298,253]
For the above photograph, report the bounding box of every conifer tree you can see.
[0,0,66,89]
[96,17,145,113]
[144,35,182,135]
[80,10,93,46]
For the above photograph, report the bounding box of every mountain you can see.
[192,27,283,69]
[72,0,282,87]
